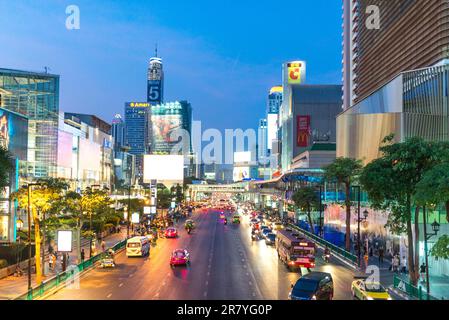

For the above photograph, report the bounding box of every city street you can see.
[45,208,355,300]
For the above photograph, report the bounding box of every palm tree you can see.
[292,187,320,235]
[324,158,363,251]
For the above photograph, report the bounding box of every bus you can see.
[275,229,316,271]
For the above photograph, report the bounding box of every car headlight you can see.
[311,295,317,300]
[367,296,374,300]
[387,297,392,300]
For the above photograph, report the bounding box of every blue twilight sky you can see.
[0,0,342,133]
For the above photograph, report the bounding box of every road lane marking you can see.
[249,281,252,286]
[106,293,112,298]
[118,283,123,288]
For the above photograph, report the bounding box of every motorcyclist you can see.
[224,217,228,225]
[324,247,331,262]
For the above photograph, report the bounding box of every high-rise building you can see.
[342,0,449,110]
[147,51,164,105]
[111,113,126,151]
[339,0,449,164]
[124,102,151,181]
[0,68,59,179]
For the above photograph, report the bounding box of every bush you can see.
[0,259,7,269]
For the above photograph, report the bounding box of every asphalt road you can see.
[46,209,355,300]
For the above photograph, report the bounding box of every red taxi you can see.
[170,249,190,266]
[164,227,178,238]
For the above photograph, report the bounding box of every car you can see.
[265,233,276,245]
[250,218,259,226]
[170,249,190,267]
[165,227,178,238]
[100,250,116,268]
[351,279,392,300]
[289,272,334,300]
[261,228,272,239]
[272,222,284,233]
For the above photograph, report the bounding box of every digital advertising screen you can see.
[0,107,28,161]
[143,155,184,182]
[151,114,183,153]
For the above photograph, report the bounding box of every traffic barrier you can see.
[14,239,128,300]
[393,275,440,300]
[288,224,358,266]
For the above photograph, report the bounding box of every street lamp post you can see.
[15,219,23,274]
[353,185,368,268]
[26,183,41,291]
[422,206,440,299]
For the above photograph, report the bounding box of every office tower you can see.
[147,49,164,105]
[112,113,126,151]
[124,102,151,181]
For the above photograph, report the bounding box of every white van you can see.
[126,236,150,257]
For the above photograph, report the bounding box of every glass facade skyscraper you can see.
[124,102,151,181]
[0,68,59,179]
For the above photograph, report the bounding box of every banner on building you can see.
[297,115,311,147]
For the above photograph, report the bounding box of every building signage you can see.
[287,61,306,84]
[147,80,162,104]
[127,102,150,108]
[297,115,311,147]
[57,230,73,252]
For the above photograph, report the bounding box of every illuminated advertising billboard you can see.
[0,107,28,160]
[126,102,151,108]
[233,151,251,164]
[57,230,73,252]
[147,80,162,104]
[297,115,311,147]
[143,155,184,182]
[287,61,306,85]
[151,102,187,154]
[233,166,250,182]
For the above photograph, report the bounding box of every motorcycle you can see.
[224,218,228,225]
[323,253,331,263]
[187,227,192,234]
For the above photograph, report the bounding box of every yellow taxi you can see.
[351,279,392,300]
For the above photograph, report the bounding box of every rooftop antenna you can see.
[44,66,51,74]
[155,43,158,58]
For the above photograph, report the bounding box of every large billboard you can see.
[143,155,184,182]
[287,61,306,85]
[233,166,250,182]
[151,102,186,154]
[233,151,251,164]
[297,115,311,147]
[0,108,28,160]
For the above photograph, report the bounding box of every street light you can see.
[352,186,367,269]
[423,206,440,299]
[15,219,24,274]
[24,183,42,291]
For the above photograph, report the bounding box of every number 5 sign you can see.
[147,80,162,104]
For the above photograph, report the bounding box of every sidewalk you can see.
[0,228,127,300]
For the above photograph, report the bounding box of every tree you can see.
[0,146,13,191]
[430,235,449,260]
[415,162,449,223]
[11,180,67,284]
[324,157,363,251]
[64,188,111,261]
[359,135,446,285]
[292,187,319,234]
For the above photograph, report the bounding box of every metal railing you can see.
[288,224,358,265]
[14,239,127,300]
[393,275,441,300]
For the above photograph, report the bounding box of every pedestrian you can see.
[378,246,384,265]
[48,254,54,270]
[81,249,85,262]
[101,240,106,252]
[364,253,369,270]
[420,263,427,282]
[392,255,399,273]
[401,256,407,274]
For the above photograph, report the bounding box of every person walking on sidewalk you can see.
[378,246,384,266]
[49,254,54,270]
[401,256,407,274]
[420,263,427,282]
[81,249,85,262]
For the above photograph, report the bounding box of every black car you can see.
[265,233,276,245]
[289,272,334,300]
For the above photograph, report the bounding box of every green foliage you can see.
[430,235,449,260]
[292,187,319,212]
[0,146,13,191]
[324,157,363,186]
[0,259,8,269]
